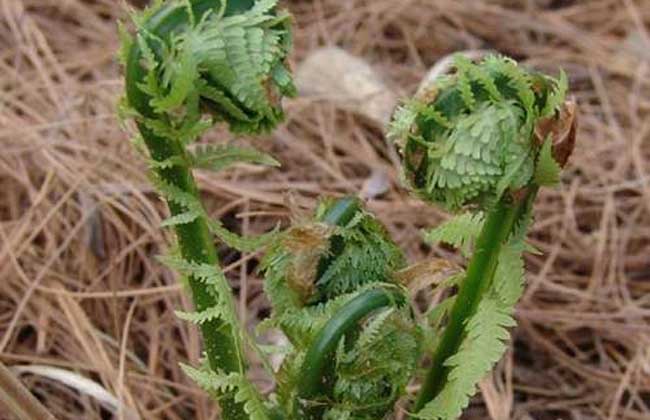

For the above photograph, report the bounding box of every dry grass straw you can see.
[1,0,649,419]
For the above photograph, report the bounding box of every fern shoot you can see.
[119,3,576,416]
[389,54,576,418]
[119,1,294,419]
[261,197,421,419]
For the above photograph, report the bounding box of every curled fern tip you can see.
[390,54,575,211]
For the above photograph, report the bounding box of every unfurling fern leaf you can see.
[126,0,295,134]
[390,54,577,418]
[119,2,576,416]
[261,198,420,419]
[123,0,295,260]
[390,54,573,212]
[123,0,295,256]
[120,2,296,419]
[262,197,405,309]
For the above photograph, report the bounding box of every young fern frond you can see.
[262,197,406,309]
[120,1,295,418]
[390,54,576,417]
[120,3,575,415]
[390,54,571,212]
[261,198,421,419]
[295,286,415,420]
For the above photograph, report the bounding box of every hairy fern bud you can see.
[396,55,579,418]
[123,0,295,135]
[310,197,406,303]
[263,197,405,310]
[389,54,574,211]
[261,198,419,419]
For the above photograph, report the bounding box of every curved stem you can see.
[138,123,244,360]
[125,2,253,419]
[138,114,248,420]
[297,287,405,419]
[412,195,529,414]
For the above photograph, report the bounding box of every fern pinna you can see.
[120,1,294,419]
[389,54,576,418]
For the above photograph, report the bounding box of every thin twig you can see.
[0,361,56,420]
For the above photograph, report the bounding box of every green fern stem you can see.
[413,191,534,414]
[137,124,249,420]
[320,196,361,226]
[138,125,244,369]
[297,287,406,419]
[125,2,251,418]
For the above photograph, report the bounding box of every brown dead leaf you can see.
[534,99,578,167]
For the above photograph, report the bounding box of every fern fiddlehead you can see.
[119,4,576,416]
[390,55,576,418]
[261,197,421,419]
[120,1,295,418]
